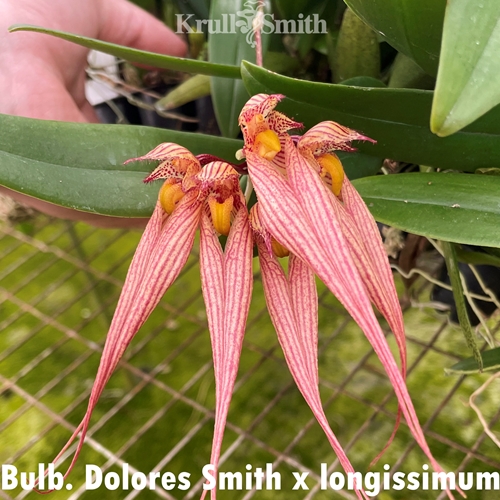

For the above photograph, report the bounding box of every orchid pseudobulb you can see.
[42,94,458,500]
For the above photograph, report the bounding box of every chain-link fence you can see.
[1,210,499,500]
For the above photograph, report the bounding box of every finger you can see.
[3,70,89,122]
[99,0,187,57]
[80,99,100,123]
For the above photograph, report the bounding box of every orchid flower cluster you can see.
[48,94,455,499]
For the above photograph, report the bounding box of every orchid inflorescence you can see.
[46,94,457,500]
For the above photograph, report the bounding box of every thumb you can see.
[99,0,187,57]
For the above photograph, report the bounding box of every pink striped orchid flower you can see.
[41,93,459,500]
[44,143,253,492]
[239,94,457,499]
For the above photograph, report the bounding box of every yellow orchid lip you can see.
[255,129,281,161]
[159,181,185,215]
[208,195,234,236]
[271,237,289,258]
[316,153,345,197]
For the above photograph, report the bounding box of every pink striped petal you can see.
[298,121,376,154]
[124,142,197,163]
[238,94,302,133]
[199,208,253,499]
[246,149,451,488]
[268,110,303,135]
[297,126,407,457]
[282,142,444,472]
[269,136,288,176]
[239,94,285,125]
[258,246,367,500]
[44,195,203,485]
[289,159,407,382]
[342,178,404,336]
[329,186,407,460]
[124,143,201,183]
[337,178,406,375]
[239,94,302,150]
[288,254,319,387]
[196,161,240,184]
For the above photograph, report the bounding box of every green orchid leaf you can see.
[446,347,500,375]
[431,0,500,136]
[241,62,500,171]
[0,114,379,217]
[343,0,445,77]
[130,0,156,12]
[340,76,386,88]
[338,152,382,180]
[388,53,435,90]
[208,0,270,137]
[0,114,241,217]
[352,173,500,248]
[334,8,380,83]
[9,24,241,79]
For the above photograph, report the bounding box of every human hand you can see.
[0,0,186,227]
[0,0,186,121]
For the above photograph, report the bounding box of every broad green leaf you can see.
[343,0,445,77]
[263,51,300,75]
[352,173,500,248]
[208,0,268,137]
[241,61,500,171]
[340,76,386,88]
[446,347,500,375]
[9,25,241,79]
[337,152,382,180]
[0,114,241,217]
[431,0,500,136]
[388,53,435,90]
[0,114,375,217]
[441,241,482,370]
[334,8,379,83]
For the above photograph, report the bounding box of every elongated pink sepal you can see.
[41,196,202,487]
[258,243,368,500]
[245,147,454,497]
[298,126,408,459]
[199,208,253,500]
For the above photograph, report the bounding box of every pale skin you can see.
[0,0,187,227]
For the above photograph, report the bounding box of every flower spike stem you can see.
[442,241,483,370]
[253,0,265,67]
